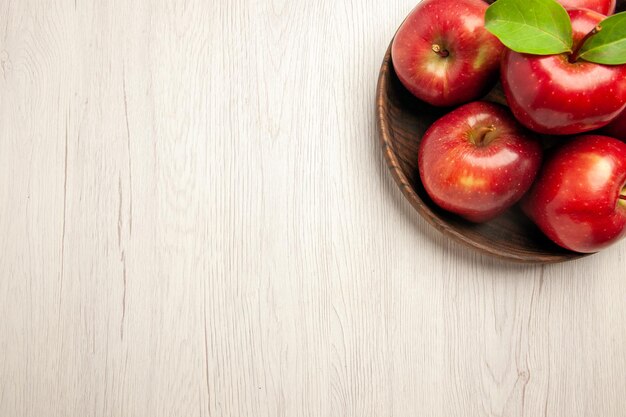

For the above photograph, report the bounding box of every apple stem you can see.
[474,125,496,146]
[569,25,602,63]
[432,44,449,58]
[620,195,626,201]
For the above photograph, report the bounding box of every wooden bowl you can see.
[373,5,626,263]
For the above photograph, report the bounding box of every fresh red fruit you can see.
[392,0,504,107]
[556,0,616,14]
[418,101,543,222]
[501,8,626,135]
[522,135,626,253]
[602,109,626,141]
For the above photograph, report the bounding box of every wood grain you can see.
[0,1,625,416]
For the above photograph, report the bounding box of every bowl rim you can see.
[375,40,588,264]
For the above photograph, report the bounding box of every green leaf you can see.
[578,12,626,65]
[485,0,572,55]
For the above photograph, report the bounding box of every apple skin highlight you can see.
[418,102,543,223]
[522,136,626,253]
[556,0,616,15]
[501,8,626,135]
[391,0,504,107]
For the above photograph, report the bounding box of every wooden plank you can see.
[0,1,624,416]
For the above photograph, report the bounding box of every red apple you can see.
[602,109,626,141]
[392,0,504,107]
[556,0,616,14]
[522,135,626,253]
[419,101,543,222]
[501,8,626,135]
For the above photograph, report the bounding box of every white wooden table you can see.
[1,1,625,416]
